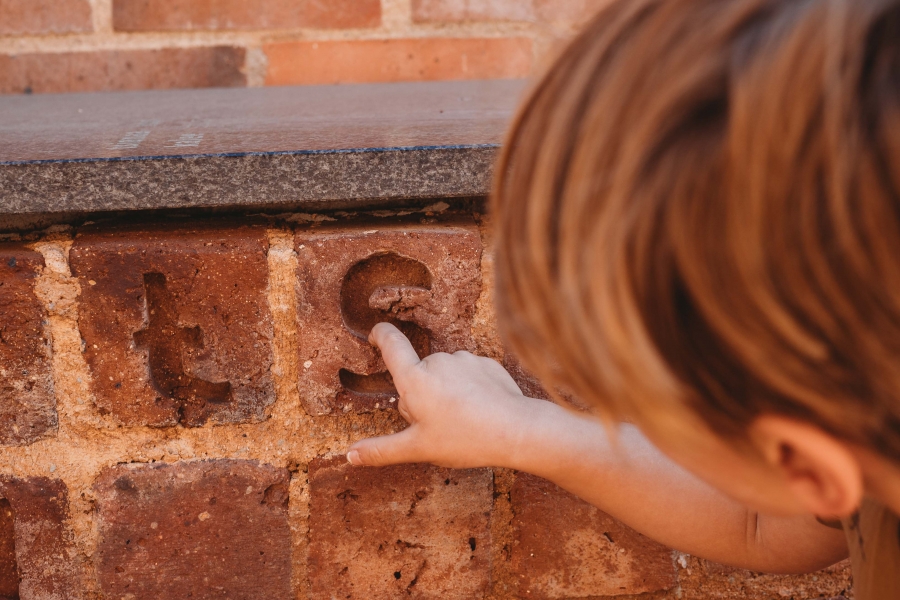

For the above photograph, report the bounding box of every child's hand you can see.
[348,328,850,575]
[346,322,533,469]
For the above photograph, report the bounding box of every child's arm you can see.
[348,324,848,574]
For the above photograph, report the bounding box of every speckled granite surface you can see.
[0,80,525,229]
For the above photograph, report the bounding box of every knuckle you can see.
[367,445,386,466]
[421,352,451,369]
[482,356,504,369]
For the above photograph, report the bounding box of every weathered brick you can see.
[0,477,81,599]
[295,218,482,415]
[264,38,533,86]
[0,500,14,599]
[412,0,609,25]
[533,0,610,25]
[502,353,593,412]
[502,354,551,401]
[69,224,274,427]
[0,47,245,95]
[0,0,92,36]
[94,460,292,599]
[113,0,380,32]
[308,457,492,599]
[678,556,852,600]
[511,473,676,599]
[412,0,534,23]
[0,245,56,446]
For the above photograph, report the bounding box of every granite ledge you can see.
[1,145,497,212]
[0,80,524,231]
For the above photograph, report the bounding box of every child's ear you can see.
[750,415,863,518]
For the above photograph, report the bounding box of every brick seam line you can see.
[265,227,303,425]
[468,212,519,599]
[265,226,310,599]
[30,233,99,596]
[88,0,113,34]
[30,235,96,434]
[382,0,414,30]
[290,468,312,599]
[244,45,269,87]
[489,468,517,599]
[0,22,538,55]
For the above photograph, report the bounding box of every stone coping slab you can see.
[0,79,526,229]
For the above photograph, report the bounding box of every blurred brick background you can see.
[0,0,610,94]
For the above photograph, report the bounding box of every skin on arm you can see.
[348,323,848,574]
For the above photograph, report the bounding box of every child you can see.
[348,0,900,597]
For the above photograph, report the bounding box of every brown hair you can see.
[493,0,900,459]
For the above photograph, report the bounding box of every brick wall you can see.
[0,5,857,596]
[0,0,608,95]
[0,208,852,598]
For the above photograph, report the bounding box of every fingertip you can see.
[368,322,397,346]
[368,322,421,373]
[347,449,362,466]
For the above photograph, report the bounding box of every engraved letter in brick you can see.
[70,224,274,428]
[338,253,433,398]
[133,273,231,427]
[295,219,482,415]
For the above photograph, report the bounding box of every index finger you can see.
[369,322,421,375]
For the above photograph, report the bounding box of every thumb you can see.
[347,428,420,467]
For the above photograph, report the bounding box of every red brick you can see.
[502,354,552,401]
[412,0,534,22]
[0,0,92,36]
[113,0,380,32]
[0,500,14,598]
[679,556,852,600]
[502,353,593,412]
[411,0,609,26]
[0,47,245,95]
[0,477,81,599]
[264,38,533,86]
[511,473,676,599]
[308,457,492,599]
[69,224,274,427]
[295,218,482,415]
[94,460,291,598]
[534,0,610,26]
[0,245,56,446]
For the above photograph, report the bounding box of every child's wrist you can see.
[493,394,554,472]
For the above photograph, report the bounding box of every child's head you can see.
[493,0,900,512]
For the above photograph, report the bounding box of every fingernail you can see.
[347,450,361,466]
